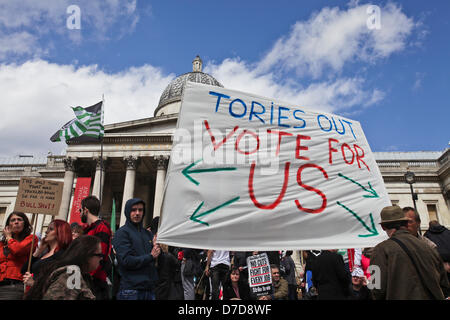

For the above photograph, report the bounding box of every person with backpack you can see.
[424,220,450,262]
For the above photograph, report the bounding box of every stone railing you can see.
[377,160,439,169]
[377,161,401,167]
[407,161,437,167]
[46,155,66,167]
[0,167,25,172]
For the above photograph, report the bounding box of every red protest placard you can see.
[69,177,91,225]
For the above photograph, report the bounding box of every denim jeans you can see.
[117,289,155,300]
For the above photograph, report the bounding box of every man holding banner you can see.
[112,198,160,300]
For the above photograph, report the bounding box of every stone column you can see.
[153,155,169,219]
[57,157,76,221]
[120,156,139,227]
[92,157,107,202]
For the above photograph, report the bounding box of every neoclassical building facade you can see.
[1,56,449,236]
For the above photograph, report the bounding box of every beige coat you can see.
[370,229,449,300]
[42,265,96,300]
[273,278,288,300]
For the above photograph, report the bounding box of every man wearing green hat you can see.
[370,205,449,300]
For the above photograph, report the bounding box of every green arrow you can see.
[338,173,379,198]
[190,196,240,226]
[336,201,379,237]
[182,159,237,186]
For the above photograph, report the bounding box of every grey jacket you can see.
[281,255,296,285]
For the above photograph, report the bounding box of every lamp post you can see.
[404,170,418,211]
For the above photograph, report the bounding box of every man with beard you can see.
[80,195,112,299]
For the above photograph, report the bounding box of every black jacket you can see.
[233,252,252,269]
[222,281,251,300]
[155,251,183,300]
[311,250,351,300]
[349,285,372,301]
[112,198,158,291]
[21,249,65,276]
[424,225,450,262]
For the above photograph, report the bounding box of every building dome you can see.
[154,56,223,117]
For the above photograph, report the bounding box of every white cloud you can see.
[0,0,140,60]
[0,0,65,28]
[0,60,174,156]
[0,1,418,157]
[0,32,44,59]
[205,2,416,115]
[257,2,416,78]
[205,58,383,114]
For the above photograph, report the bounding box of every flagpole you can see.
[99,94,105,210]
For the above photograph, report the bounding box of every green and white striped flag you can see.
[50,101,104,142]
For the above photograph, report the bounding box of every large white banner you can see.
[157,82,389,250]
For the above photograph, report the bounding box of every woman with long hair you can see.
[22,219,73,287]
[0,212,38,300]
[25,235,102,300]
[222,266,251,300]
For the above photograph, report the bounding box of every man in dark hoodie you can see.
[112,198,161,300]
[425,221,450,263]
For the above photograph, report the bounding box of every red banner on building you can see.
[69,177,91,225]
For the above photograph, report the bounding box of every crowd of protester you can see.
[0,196,449,300]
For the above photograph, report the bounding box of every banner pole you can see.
[24,214,38,293]
[99,94,105,209]
[27,214,38,273]
[100,137,104,206]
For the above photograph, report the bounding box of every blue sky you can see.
[0,0,449,156]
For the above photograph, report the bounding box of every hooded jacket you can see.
[424,225,450,262]
[112,198,158,291]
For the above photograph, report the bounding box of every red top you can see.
[0,234,38,282]
[84,220,112,282]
